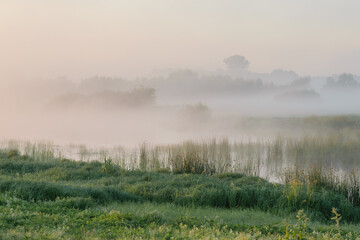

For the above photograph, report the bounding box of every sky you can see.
[1,0,359,80]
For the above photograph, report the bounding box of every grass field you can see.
[1,149,360,239]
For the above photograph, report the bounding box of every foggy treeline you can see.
[1,55,360,146]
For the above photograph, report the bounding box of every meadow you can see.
[2,0,360,238]
[0,141,360,239]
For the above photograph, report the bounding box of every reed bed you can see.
[1,133,360,206]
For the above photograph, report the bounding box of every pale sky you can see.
[1,0,359,79]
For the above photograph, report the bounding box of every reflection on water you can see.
[2,135,359,184]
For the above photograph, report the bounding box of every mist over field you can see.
[2,2,360,238]
[1,57,360,147]
[0,0,359,148]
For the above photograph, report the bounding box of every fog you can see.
[1,1,360,148]
[1,55,360,147]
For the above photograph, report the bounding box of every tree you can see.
[338,73,358,87]
[224,55,249,70]
[324,73,359,89]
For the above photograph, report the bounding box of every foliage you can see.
[325,73,360,90]
[50,87,156,110]
[1,152,360,223]
[101,157,118,174]
[1,140,360,238]
[0,192,359,239]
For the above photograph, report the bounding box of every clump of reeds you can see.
[153,138,233,174]
[1,133,359,206]
[280,164,360,207]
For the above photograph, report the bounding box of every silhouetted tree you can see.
[224,55,249,70]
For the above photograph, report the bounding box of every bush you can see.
[7,149,20,158]
[52,197,95,210]
[0,179,141,203]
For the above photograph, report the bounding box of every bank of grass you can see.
[1,150,360,239]
[1,193,360,239]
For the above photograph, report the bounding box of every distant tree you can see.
[129,87,156,106]
[290,77,311,87]
[49,87,156,110]
[270,69,299,84]
[325,77,336,88]
[338,73,357,87]
[78,76,131,93]
[224,55,249,70]
[168,69,198,80]
[275,89,321,102]
[183,102,211,122]
[324,73,359,89]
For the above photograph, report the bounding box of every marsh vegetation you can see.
[1,149,360,239]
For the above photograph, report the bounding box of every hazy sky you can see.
[1,0,359,79]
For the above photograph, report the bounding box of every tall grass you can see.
[2,134,360,173]
[282,165,360,207]
[1,140,57,161]
[2,133,360,206]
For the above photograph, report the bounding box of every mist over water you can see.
[1,58,360,148]
[2,4,360,238]
[1,1,360,150]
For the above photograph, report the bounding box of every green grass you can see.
[1,150,360,239]
[1,193,360,239]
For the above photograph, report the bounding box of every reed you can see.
[1,133,360,206]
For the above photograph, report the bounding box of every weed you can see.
[101,157,117,174]
[331,207,342,236]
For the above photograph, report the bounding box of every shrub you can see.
[7,149,20,158]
